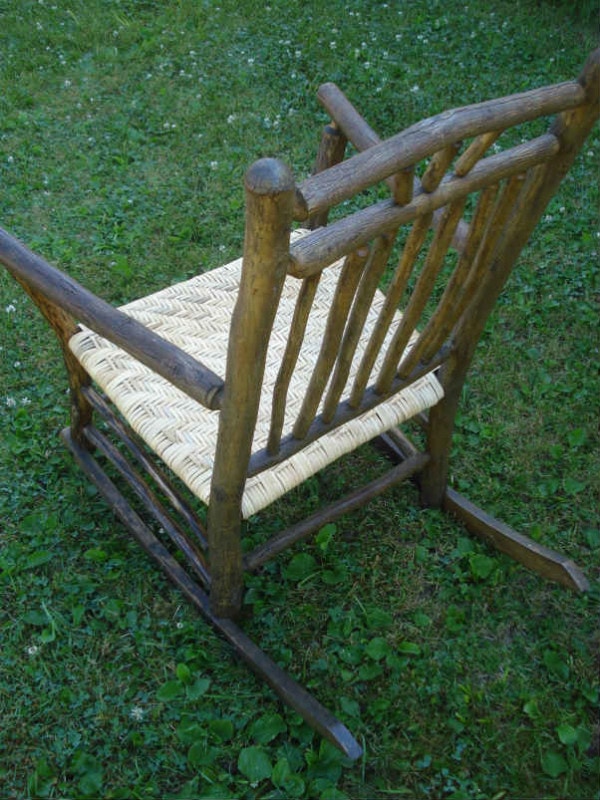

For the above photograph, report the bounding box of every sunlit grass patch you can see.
[0,0,598,797]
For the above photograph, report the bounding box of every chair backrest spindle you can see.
[235,50,599,483]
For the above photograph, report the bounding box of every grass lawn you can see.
[0,0,598,797]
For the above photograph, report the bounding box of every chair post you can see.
[308,122,347,230]
[207,158,296,619]
[419,50,600,510]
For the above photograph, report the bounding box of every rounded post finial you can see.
[244,157,295,196]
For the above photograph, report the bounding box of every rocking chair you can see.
[1,50,598,760]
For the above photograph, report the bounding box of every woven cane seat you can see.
[69,235,444,518]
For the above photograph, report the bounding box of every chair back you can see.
[230,50,599,483]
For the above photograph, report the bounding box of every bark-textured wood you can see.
[248,350,447,477]
[292,247,369,439]
[308,122,347,229]
[454,130,502,176]
[322,233,396,420]
[268,274,321,454]
[83,385,208,549]
[207,158,296,618]
[419,51,600,509]
[289,133,560,278]
[84,424,211,587]
[62,427,363,760]
[302,80,583,217]
[0,227,224,411]
[421,143,462,192]
[443,489,590,592]
[245,452,429,570]
[394,167,414,205]
[376,197,466,393]
[396,171,525,383]
[1,52,597,757]
[396,183,498,376]
[350,213,433,406]
[315,82,468,248]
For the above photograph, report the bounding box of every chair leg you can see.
[378,413,590,592]
[418,387,461,508]
[443,489,589,592]
[60,426,363,760]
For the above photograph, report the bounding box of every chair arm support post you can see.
[307,122,348,229]
[207,158,296,618]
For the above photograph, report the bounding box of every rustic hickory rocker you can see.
[1,50,597,759]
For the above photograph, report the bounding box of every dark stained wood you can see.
[376,197,467,394]
[394,167,414,205]
[417,64,599,508]
[420,143,462,192]
[0,227,224,411]
[83,424,211,588]
[314,82,468,248]
[61,427,363,761]
[245,452,429,571]
[289,133,560,278]
[83,385,208,550]
[322,233,397,421]
[248,349,448,478]
[207,158,296,618]
[454,130,502,176]
[302,80,583,217]
[443,489,590,592]
[268,273,321,454]
[308,122,348,229]
[396,183,498,377]
[2,51,597,757]
[292,247,369,439]
[350,213,432,407]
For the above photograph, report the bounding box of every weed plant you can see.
[0,1,598,798]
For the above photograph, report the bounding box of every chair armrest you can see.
[0,227,224,411]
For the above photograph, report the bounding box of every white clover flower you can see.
[130,706,145,721]
[63,79,72,88]
[21,397,31,406]
[7,155,14,164]
[5,303,16,313]
[26,644,39,656]
[176,621,184,629]
[5,397,16,408]
[247,57,255,65]
[13,361,21,368]
[410,84,420,93]
[210,161,218,170]
[227,114,236,124]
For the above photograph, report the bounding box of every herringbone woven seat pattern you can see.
[69,236,444,518]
